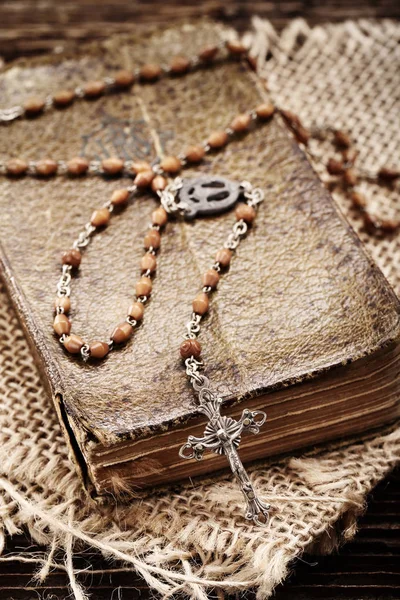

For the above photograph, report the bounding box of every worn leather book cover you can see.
[0,22,399,496]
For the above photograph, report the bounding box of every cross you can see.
[179,382,270,525]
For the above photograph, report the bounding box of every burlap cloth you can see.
[0,18,399,600]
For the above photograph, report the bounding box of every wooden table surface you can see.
[1,1,399,598]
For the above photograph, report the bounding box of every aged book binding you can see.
[0,23,399,496]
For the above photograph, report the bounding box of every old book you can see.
[0,22,399,496]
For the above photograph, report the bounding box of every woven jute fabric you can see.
[0,19,399,600]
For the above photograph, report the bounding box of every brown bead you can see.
[64,334,84,354]
[6,158,28,176]
[114,69,135,88]
[111,322,133,344]
[89,341,109,359]
[135,276,152,297]
[91,207,110,227]
[128,301,145,321]
[226,40,247,56]
[202,269,220,289]
[141,253,157,272]
[36,159,58,176]
[131,161,151,174]
[54,296,71,313]
[294,125,310,146]
[215,248,232,268]
[111,188,130,206]
[84,80,106,98]
[102,157,124,175]
[334,130,351,148]
[235,203,256,223]
[255,102,275,119]
[170,56,190,74]
[67,157,89,176]
[378,167,399,181]
[185,145,205,163]
[247,55,257,71]
[24,97,45,115]
[180,339,202,360]
[151,175,167,192]
[231,113,251,133]
[351,191,367,209]
[198,45,219,61]
[62,248,82,268]
[327,158,345,175]
[208,130,228,149]
[53,89,75,107]
[160,156,181,174]
[134,170,155,188]
[343,168,358,187]
[53,314,71,336]
[280,109,301,128]
[144,229,161,250]
[151,207,168,227]
[192,292,209,316]
[342,148,358,165]
[140,64,162,81]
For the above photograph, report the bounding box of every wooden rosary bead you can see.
[67,157,89,176]
[53,314,71,336]
[215,248,232,267]
[84,80,106,98]
[208,130,228,149]
[128,301,145,321]
[114,69,135,88]
[63,334,84,353]
[111,322,133,344]
[334,130,351,148]
[140,64,162,81]
[135,276,152,297]
[53,89,75,107]
[255,102,275,119]
[170,56,190,74]
[89,341,109,359]
[62,248,82,268]
[54,296,71,313]
[91,207,110,227]
[294,125,310,146]
[327,158,345,175]
[226,40,247,56]
[151,175,167,192]
[144,229,161,250]
[24,97,45,115]
[111,188,130,206]
[235,203,256,223]
[131,161,151,174]
[342,148,358,165]
[151,207,168,226]
[160,156,181,174]
[180,339,202,360]
[198,45,219,61]
[102,157,124,175]
[202,269,220,289]
[378,167,399,181]
[141,253,157,272]
[343,168,358,187]
[231,113,251,133]
[192,292,209,316]
[280,109,301,128]
[36,159,58,176]
[6,158,28,176]
[185,145,205,163]
[351,191,367,209]
[134,170,155,188]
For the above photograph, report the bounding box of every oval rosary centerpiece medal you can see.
[178,176,240,218]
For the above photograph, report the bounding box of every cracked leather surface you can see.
[0,22,399,453]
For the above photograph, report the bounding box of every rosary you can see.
[1,38,398,526]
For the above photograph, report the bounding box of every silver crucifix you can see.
[180,357,270,526]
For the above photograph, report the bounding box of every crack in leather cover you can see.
[0,22,399,491]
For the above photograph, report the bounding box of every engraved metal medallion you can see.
[178,176,240,219]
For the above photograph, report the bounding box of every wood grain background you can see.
[1,1,399,598]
